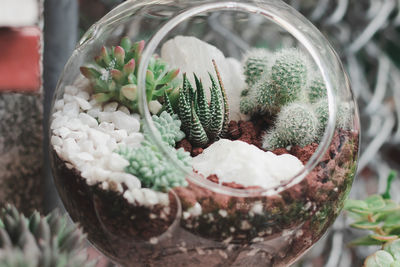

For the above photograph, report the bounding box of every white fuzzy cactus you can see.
[242,48,271,87]
[262,102,320,150]
[313,99,352,134]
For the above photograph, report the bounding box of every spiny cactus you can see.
[118,111,191,192]
[0,204,95,267]
[80,37,180,113]
[168,62,229,148]
[241,48,310,116]
[307,74,327,103]
[243,48,271,87]
[262,102,319,150]
[313,99,352,134]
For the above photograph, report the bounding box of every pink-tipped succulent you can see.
[80,37,180,113]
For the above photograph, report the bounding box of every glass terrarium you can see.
[49,0,360,266]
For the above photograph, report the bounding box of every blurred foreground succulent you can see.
[80,37,180,113]
[0,204,95,267]
[345,171,400,267]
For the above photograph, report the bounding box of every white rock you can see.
[88,128,110,148]
[67,131,87,141]
[78,113,98,128]
[74,152,95,161]
[192,139,304,189]
[51,116,68,130]
[161,36,246,121]
[118,106,130,115]
[87,106,102,118]
[131,113,141,121]
[149,100,162,115]
[188,203,202,217]
[110,172,141,189]
[52,111,63,118]
[65,118,84,131]
[106,138,118,151]
[123,133,144,147]
[51,135,63,146]
[65,85,78,95]
[76,91,90,100]
[107,153,129,172]
[111,111,140,133]
[63,102,79,118]
[93,145,110,158]
[104,102,119,112]
[61,138,80,157]
[98,122,115,133]
[92,168,112,182]
[53,127,71,139]
[78,140,95,154]
[112,129,128,142]
[141,188,159,206]
[74,96,92,111]
[98,112,113,123]
[63,94,75,103]
[131,188,145,204]
[54,99,64,111]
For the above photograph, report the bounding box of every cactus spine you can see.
[243,48,271,87]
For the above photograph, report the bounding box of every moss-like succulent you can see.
[118,111,191,192]
[168,62,229,148]
[262,102,319,150]
[242,48,271,87]
[0,204,95,267]
[80,37,180,113]
[240,48,309,116]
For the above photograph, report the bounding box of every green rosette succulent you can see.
[0,204,95,267]
[80,37,180,113]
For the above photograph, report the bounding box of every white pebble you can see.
[111,111,140,133]
[63,102,79,118]
[107,153,129,171]
[110,172,141,189]
[74,96,92,110]
[92,168,112,182]
[141,188,159,206]
[78,113,98,128]
[112,129,128,142]
[65,118,84,131]
[103,102,118,112]
[148,100,162,115]
[98,112,112,123]
[54,99,64,111]
[78,140,94,154]
[124,133,144,147]
[93,145,110,158]
[76,91,90,100]
[51,135,63,146]
[53,127,71,139]
[87,106,102,118]
[106,138,118,151]
[98,122,115,133]
[61,138,80,157]
[64,85,78,95]
[118,106,130,115]
[51,116,68,130]
[74,152,95,161]
[88,128,110,148]
[63,94,75,103]
[67,131,87,141]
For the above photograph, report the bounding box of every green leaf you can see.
[371,234,399,242]
[364,250,394,267]
[384,239,400,260]
[351,221,381,230]
[349,235,384,246]
[382,171,398,199]
[366,195,386,211]
[344,199,369,212]
[391,261,400,267]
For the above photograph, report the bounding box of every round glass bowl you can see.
[50,0,360,266]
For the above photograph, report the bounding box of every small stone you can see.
[176,139,192,153]
[88,128,110,148]
[87,106,101,118]
[111,111,140,133]
[78,113,98,128]
[64,85,78,95]
[74,152,95,161]
[98,112,113,123]
[110,172,141,189]
[65,118,84,131]
[63,94,75,103]
[63,102,79,118]
[74,96,92,110]
[104,102,119,112]
[148,100,162,114]
[118,106,130,115]
[67,131,87,141]
[123,133,144,147]
[112,129,128,142]
[54,99,64,111]
[51,135,63,146]
[191,147,203,157]
[53,127,71,139]
[107,153,129,172]
[61,138,80,157]
[76,91,90,100]
[51,116,68,130]
[106,138,118,151]
[78,140,94,154]
[141,188,159,206]
[98,122,115,133]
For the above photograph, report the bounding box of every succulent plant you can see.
[241,48,309,116]
[118,111,191,192]
[307,74,327,103]
[0,204,95,267]
[167,61,229,148]
[80,37,180,113]
[242,48,271,87]
[262,102,319,150]
[313,99,352,134]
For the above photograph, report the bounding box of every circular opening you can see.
[133,1,339,197]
